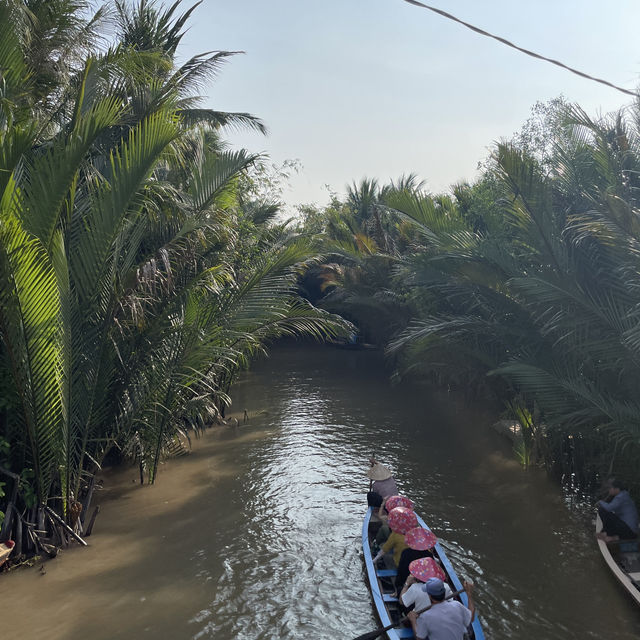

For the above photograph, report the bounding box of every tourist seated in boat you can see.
[373,494,414,546]
[384,494,414,512]
[367,458,398,497]
[372,523,408,567]
[399,557,452,614]
[395,527,437,596]
[597,479,639,543]
[407,577,475,640]
[372,506,418,567]
[369,493,391,545]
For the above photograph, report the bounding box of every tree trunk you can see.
[22,510,34,554]
[59,525,68,548]
[84,505,100,537]
[13,512,22,557]
[44,506,87,546]
[0,466,20,542]
[0,502,15,542]
[80,468,98,524]
[45,506,87,547]
[37,507,45,534]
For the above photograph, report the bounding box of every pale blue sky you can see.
[179,0,640,209]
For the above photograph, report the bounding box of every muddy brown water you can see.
[3,345,640,639]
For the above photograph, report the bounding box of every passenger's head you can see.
[609,478,626,496]
[367,491,383,508]
[424,578,446,602]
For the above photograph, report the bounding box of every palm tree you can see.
[0,0,347,531]
[387,102,640,478]
[114,0,267,133]
[307,179,424,345]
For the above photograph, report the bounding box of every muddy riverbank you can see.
[1,423,250,639]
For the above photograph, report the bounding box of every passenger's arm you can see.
[400,575,416,606]
[407,611,426,640]
[373,532,395,563]
[599,494,622,512]
[464,581,476,622]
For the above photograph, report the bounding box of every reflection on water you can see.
[194,345,640,639]
[3,345,640,639]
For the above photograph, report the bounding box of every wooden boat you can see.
[362,507,485,639]
[595,514,640,606]
[0,541,14,568]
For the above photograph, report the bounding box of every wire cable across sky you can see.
[401,0,638,98]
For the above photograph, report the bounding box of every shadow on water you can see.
[3,344,640,639]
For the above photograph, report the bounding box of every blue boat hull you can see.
[361,506,485,640]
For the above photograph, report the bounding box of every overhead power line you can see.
[400,0,638,99]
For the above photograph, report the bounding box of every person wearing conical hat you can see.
[395,527,436,597]
[367,458,398,498]
[400,572,452,616]
[372,506,418,567]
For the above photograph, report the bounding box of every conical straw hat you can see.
[367,462,392,481]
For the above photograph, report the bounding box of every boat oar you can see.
[352,587,466,640]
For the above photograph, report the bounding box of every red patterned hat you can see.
[404,527,437,550]
[408,557,446,582]
[387,506,419,534]
[385,495,414,512]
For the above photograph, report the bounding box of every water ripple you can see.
[187,346,640,639]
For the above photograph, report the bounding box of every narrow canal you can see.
[3,345,640,639]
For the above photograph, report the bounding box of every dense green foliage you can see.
[0,0,347,525]
[301,99,640,492]
[2,0,637,538]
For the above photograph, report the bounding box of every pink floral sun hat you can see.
[404,526,437,551]
[408,556,446,582]
[385,495,414,512]
[387,506,419,534]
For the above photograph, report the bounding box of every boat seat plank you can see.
[376,568,397,577]
[396,628,414,638]
[382,593,398,602]
[628,572,640,581]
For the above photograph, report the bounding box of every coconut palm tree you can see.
[114,0,266,133]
